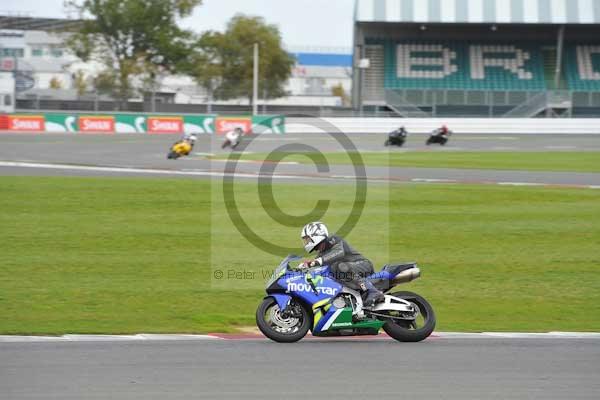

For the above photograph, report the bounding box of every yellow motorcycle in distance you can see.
[167,134,197,159]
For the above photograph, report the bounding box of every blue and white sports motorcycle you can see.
[256,255,436,343]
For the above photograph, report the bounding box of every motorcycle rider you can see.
[186,133,198,144]
[300,222,385,306]
[176,133,197,148]
[222,127,243,149]
[438,125,450,136]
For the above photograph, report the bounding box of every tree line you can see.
[64,0,295,106]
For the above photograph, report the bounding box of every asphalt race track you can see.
[1,132,600,186]
[1,337,599,399]
[2,132,600,399]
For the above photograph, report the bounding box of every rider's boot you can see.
[359,279,385,307]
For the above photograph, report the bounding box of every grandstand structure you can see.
[353,0,600,117]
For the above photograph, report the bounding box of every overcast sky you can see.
[2,0,355,50]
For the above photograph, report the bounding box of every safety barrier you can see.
[0,113,285,134]
[3,113,599,134]
[286,117,600,134]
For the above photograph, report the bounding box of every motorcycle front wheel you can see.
[256,297,310,343]
[382,291,436,342]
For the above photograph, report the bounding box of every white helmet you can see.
[301,222,329,253]
[188,134,198,142]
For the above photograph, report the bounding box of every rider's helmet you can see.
[187,134,198,143]
[441,125,448,133]
[301,222,329,253]
[234,127,244,135]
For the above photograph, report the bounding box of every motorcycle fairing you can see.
[267,261,415,333]
[275,266,343,306]
[313,305,385,334]
[269,294,292,310]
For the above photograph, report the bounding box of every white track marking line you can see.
[0,161,322,181]
[435,332,600,339]
[0,334,221,343]
[547,332,600,337]
[2,161,599,189]
[545,146,577,150]
[411,178,457,183]
[2,332,600,343]
[0,336,68,342]
[497,182,546,187]
[135,334,224,341]
[209,159,300,165]
[458,137,519,140]
[479,332,600,339]
[251,137,306,141]
[62,335,143,341]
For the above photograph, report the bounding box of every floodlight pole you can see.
[554,25,565,89]
[253,43,259,116]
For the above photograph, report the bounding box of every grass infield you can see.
[1,176,599,334]
[211,151,600,173]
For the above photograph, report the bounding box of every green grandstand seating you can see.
[564,44,600,91]
[366,39,546,91]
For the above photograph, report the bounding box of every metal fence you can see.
[383,89,600,118]
[15,90,600,118]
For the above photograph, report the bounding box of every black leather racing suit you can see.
[317,235,374,290]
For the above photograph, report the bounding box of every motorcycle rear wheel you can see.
[256,297,310,343]
[382,291,436,342]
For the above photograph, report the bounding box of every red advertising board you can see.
[78,116,115,133]
[0,115,10,130]
[147,116,183,134]
[8,115,45,132]
[215,117,252,135]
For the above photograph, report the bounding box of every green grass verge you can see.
[213,151,600,173]
[1,176,599,334]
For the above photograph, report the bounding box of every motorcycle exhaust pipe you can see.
[392,267,421,284]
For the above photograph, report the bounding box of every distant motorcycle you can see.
[426,128,452,146]
[167,134,197,159]
[222,128,243,150]
[385,127,408,147]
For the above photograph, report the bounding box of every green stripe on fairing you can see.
[328,307,385,330]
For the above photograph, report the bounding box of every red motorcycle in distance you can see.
[426,126,452,146]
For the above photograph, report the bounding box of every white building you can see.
[0,29,77,90]
[0,16,353,107]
